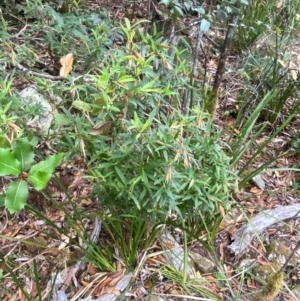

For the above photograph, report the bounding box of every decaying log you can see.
[228,204,300,255]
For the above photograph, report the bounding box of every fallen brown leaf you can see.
[59,53,73,77]
[109,274,123,287]
[87,264,98,275]
[90,121,113,136]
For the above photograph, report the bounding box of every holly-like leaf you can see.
[29,153,64,174]
[28,170,52,191]
[12,138,35,171]
[5,179,28,213]
[0,149,21,176]
[59,53,73,78]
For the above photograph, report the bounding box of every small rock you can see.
[252,174,265,190]
[239,258,256,269]
[189,251,215,274]
[19,85,61,134]
[160,229,194,275]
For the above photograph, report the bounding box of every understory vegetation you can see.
[0,0,300,300]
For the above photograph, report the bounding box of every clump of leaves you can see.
[91,108,236,229]
[53,19,191,160]
[43,6,123,73]
[0,136,63,213]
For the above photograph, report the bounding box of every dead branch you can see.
[228,204,300,255]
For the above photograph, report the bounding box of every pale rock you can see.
[19,85,61,134]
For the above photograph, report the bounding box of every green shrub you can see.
[43,7,123,73]
[49,18,235,230]
[53,18,191,160]
[90,108,236,228]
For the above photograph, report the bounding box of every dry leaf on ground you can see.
[59,53,74,77]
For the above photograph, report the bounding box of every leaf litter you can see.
[1,0,300,300]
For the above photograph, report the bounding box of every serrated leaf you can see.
[59,53,73,78]
[12,138,34,171]
[5,179,28,213]
[28,170,52,190]
[29,153,64,174]
[0,149,21,176]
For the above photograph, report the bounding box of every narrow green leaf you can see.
[72,29,88,41]
[0,149,21,176]
[114,166,127,186]
[138,80,156,92]
[141,169,149,187]
[5,180,28,213]
[28,171,52,191]
[141,119,151,132]
[125,18,131,29]
[12,138,34,171]
[73,100,92,112]
[4,101,13,113]
[29,153,64,174]
[231,91,273,153]
[117,75,136,83]
[50,8,64,25]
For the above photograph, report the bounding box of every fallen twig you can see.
[228,204,300,255]
[16,63,66,80]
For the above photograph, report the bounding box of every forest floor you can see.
[0,1,300,300]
